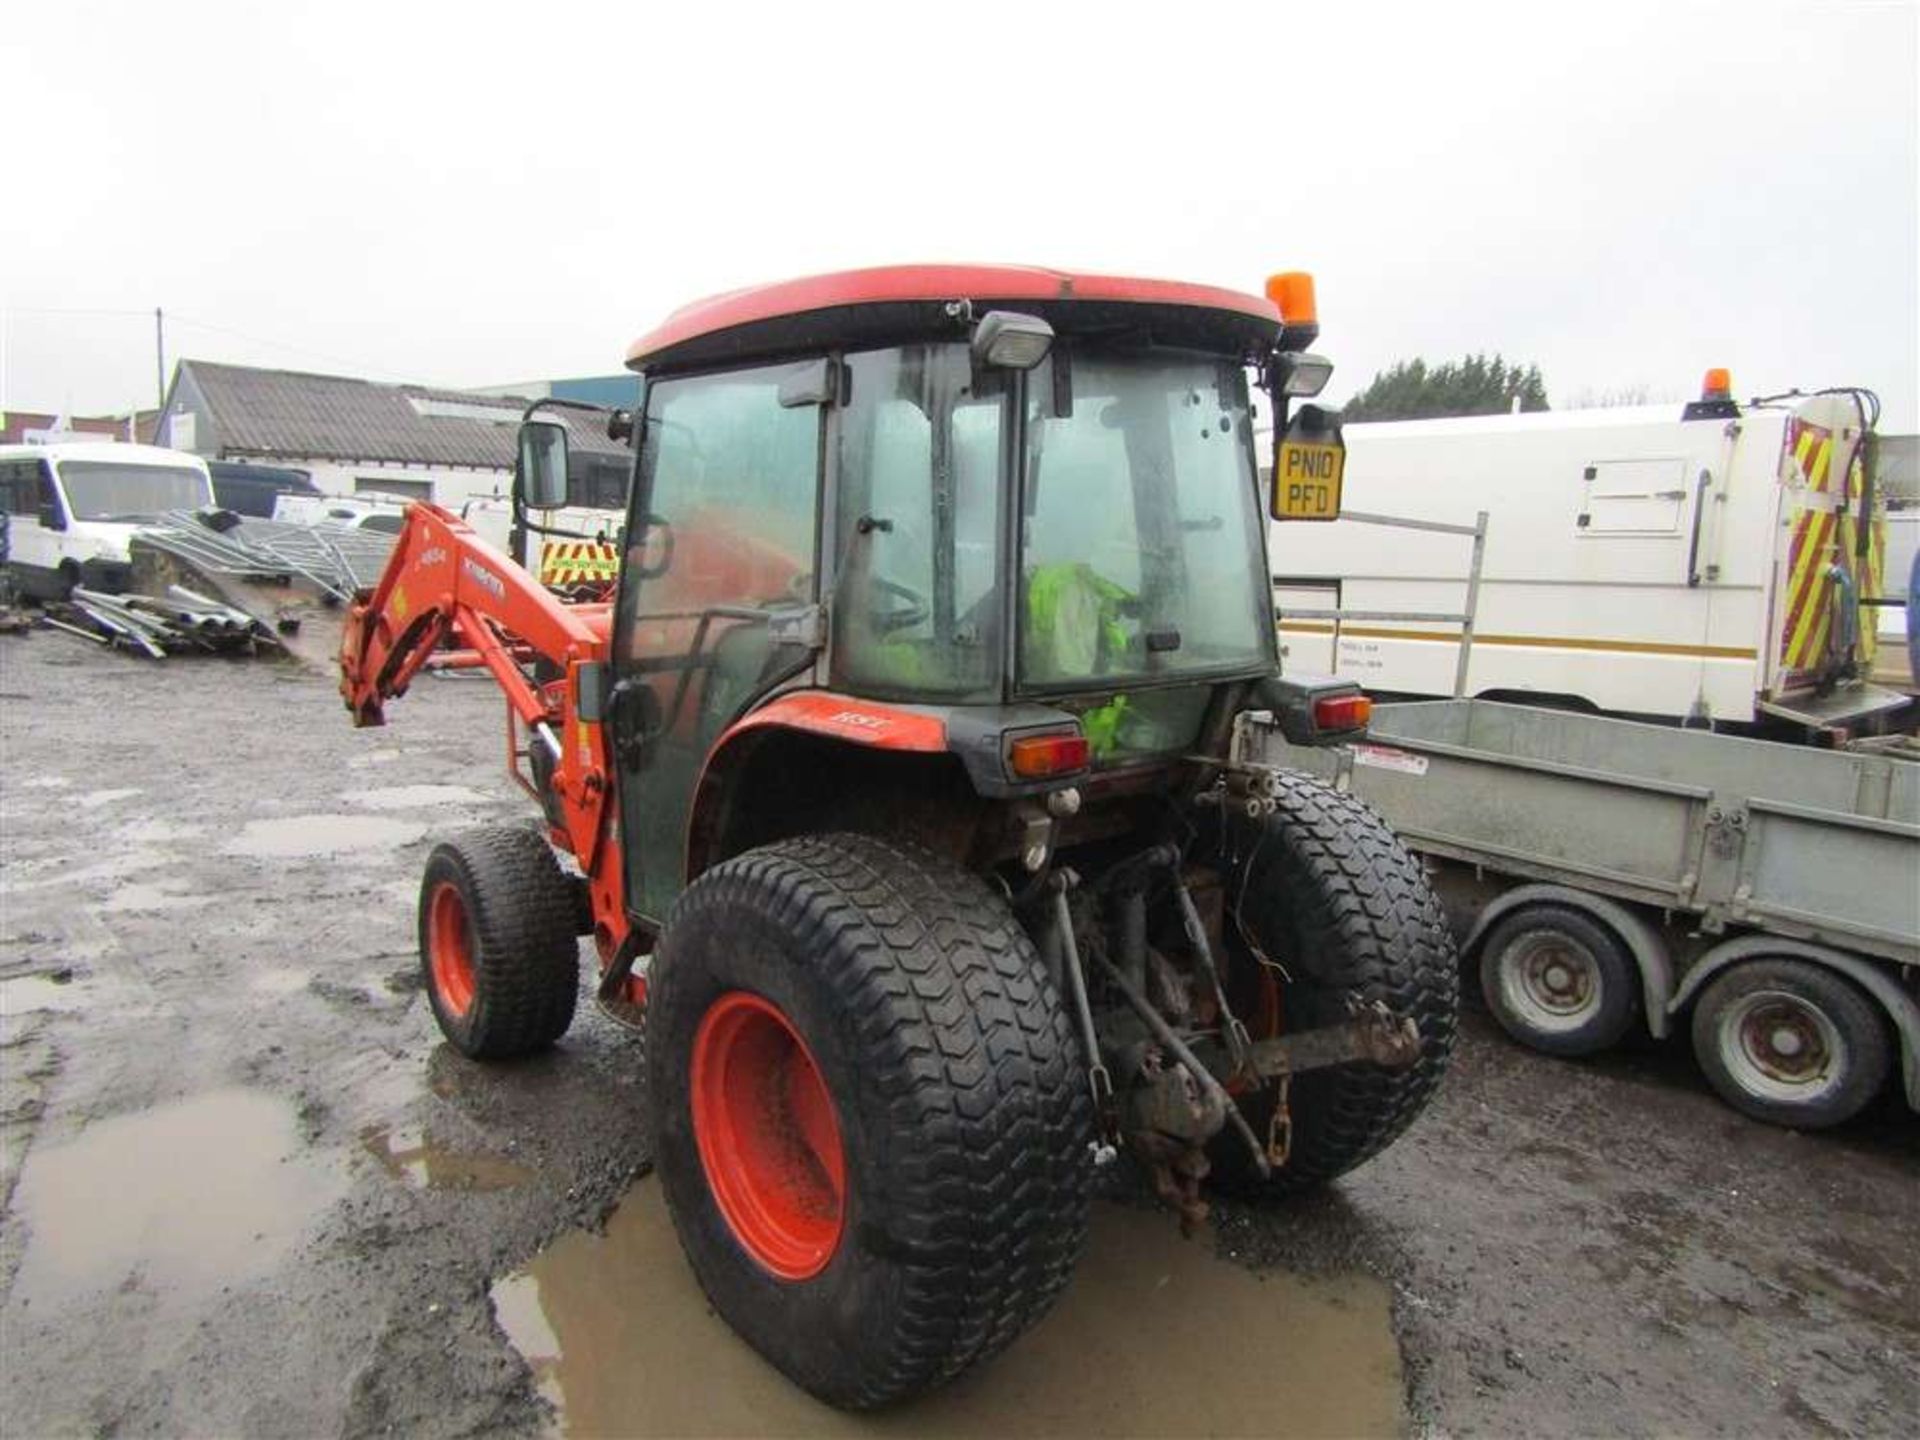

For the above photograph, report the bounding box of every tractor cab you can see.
[518,265,1359,924]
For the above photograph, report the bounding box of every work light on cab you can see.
[1274,352,1335,398]
[971,310,1054,370]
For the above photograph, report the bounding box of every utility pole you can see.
[154,307,165,419]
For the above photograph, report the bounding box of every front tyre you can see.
[647,834,1091,1410]
[417,826,580,1059]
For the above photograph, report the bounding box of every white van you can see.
[0,442,215,599]
[1271,382,1903,731]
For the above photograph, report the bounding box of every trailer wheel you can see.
[1478,905,1640,1057]
[646,833,1090,1410]
[1690,959,1891,1128]
[417,826,580,1059]
[1212,771,1458,1196]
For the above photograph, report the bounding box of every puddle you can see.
[492,1186,1402,1438]
[224,814,426,858]
[361,1125,532,1192]
[100,883,217,914]
[8,1087,346,1310]
[0,973,85,1017]
[75,788,143,810]
[342,784,490,811]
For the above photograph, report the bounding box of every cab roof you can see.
[625,264,1282,374]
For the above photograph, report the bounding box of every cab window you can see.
[829,345,1007,702]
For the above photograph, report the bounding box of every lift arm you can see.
[339,502,629,958]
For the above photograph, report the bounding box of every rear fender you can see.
[687,705,970,881]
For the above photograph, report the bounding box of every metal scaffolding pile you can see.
[133,512,397,603]
[53,586,283,660]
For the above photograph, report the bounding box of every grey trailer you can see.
[1245,699,1919,1128]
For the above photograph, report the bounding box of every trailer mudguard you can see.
[1462,883,1677,1037]
[1668,935,1920,1111]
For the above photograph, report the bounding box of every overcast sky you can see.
[5,0,1915,429]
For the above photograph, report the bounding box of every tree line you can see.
[1336,353,1549,422]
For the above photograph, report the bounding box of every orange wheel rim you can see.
[689,991,845,1280]
[427,882,477,1018]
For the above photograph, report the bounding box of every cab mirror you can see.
[519,420,570,511]
[37,500,66,532]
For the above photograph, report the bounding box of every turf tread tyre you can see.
[1478,904,1640,1057]
[1215,770,1458,1195]
[647,833,1091,1410]
[418,825,580,1059]
[1690,958,1892,1129]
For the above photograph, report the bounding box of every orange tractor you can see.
[339,265,1456,1408]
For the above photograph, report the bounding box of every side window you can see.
[4,464,31,515]
[624,363,821,639]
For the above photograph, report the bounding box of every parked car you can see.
[208,461,321,518]
[271,493,409,533]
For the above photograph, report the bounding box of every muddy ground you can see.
[2,624,1915,1438]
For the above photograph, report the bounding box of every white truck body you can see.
[0,442,215,598]
[1271,392,1899,730]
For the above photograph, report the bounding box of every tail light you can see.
[1312,693,1372,733]
[1007,731,1090,780]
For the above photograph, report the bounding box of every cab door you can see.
[608,360,828,924]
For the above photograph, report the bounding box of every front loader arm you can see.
[340,503,605,728]
[339,503,629,960]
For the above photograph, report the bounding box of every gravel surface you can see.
[2,627,1914,1437]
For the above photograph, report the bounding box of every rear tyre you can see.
[1212,771,1458,1196]
[1478,905,1640,1057]
[647,833,1091,1410]
[1690,958,1891,1128]
[417,826,580,1059]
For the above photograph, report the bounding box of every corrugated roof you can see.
[180,360,629,469]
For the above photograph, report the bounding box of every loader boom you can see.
[339,502,629,960]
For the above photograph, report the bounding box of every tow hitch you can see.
[1248,1001,1422,1077]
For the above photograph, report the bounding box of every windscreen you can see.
[56,461,211,520]
[1018,349,1272,690]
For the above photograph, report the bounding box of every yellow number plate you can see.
[1271,439,1345,521]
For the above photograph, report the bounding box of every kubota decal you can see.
[463,557,506,601]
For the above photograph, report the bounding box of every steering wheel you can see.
[870,576,930,637]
